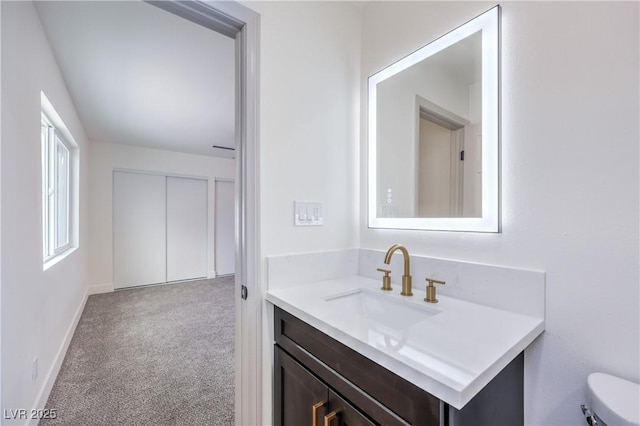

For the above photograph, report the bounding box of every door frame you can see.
[147,1,262,424]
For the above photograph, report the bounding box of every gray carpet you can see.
[41,277,235,426]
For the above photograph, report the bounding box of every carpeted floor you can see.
[41,277,235,426]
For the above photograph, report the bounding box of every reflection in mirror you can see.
[368,6,499,232]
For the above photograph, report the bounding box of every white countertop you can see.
[266,275,545,410]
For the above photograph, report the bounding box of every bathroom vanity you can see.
[274,306,524,426]
[266,5,541,424]
[267,267,545,426]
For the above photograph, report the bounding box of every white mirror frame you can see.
[368,6,500,232]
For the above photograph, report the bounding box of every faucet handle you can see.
[424,278,445,303]
[376,268,392,291]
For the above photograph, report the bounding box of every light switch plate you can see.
[294,201,323,226]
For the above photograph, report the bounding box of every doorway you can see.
[32,0,261,423]
[146,3,261,424]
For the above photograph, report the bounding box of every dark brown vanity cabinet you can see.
[274,306,525,426]
[275,347,374,426]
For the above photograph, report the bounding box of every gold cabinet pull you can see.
[312,401,326,426]
[324,411,337,426]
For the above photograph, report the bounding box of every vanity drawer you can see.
[274,307,441,426]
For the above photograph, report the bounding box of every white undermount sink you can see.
[323,288,440,330]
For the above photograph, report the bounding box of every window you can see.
[41,93,78,266]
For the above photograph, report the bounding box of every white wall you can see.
[361,2,639,425]
[89,141,234,291]
[244,1,361,259]
[0,0,4,413]
[1,2,91,421]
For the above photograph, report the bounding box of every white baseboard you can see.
[207,270,216,279]
[88,283,114,295]
[30,288,89,425]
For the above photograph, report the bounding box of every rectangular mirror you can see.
[368,6,500,232]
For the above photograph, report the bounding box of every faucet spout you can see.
[384,244,410,275]
[383,244,413,296]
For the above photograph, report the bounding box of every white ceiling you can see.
[35,1,235,158]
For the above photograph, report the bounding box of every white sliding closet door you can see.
[215,180,235,276]
[113,172,167,289]
[166,177,208,282]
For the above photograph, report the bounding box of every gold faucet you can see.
[383,244,413,296]
[424,278,446,303]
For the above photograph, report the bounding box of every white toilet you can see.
[582,373,640,426]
